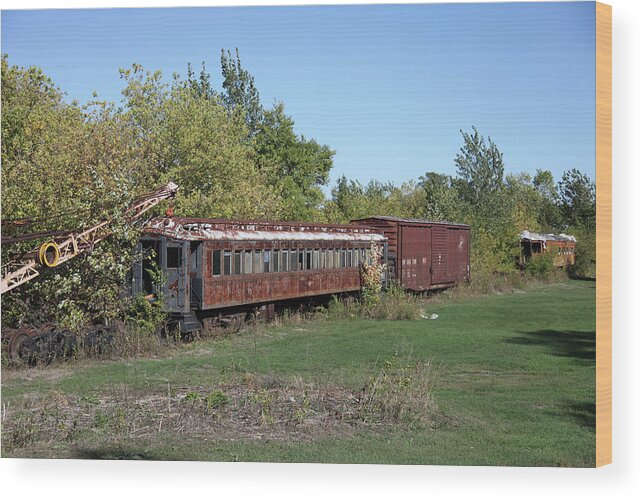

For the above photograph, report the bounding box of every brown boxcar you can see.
[134,217,387,332]
[351,216,470,291]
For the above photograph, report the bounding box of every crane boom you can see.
[1,182,178,294]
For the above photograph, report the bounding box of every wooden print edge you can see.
[595,0,612,467]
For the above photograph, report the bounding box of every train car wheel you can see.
[6,329,36,360]
[227,313,245,332]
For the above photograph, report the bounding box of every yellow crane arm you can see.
[1,182,178,294]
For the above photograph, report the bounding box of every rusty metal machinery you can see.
[1,182,178,295]
[1,182,178,361]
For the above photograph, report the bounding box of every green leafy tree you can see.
[325,176,426,223]
[454,126,505,205]
[183,51,336,221]
[185,61,216,100]
[256,103,334,220]
[532,169,562,230]
[418,172,459,221]
[1,56,155,330]
[558,168,596,229]
[220,48,263,135]
[119,64,280,219]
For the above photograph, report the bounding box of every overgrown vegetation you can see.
[3,353,438,454]
[322,286,424,322]
[525,252,558,279]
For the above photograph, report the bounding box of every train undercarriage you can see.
[1,293,353,365]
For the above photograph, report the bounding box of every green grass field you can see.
[1,280,596,466]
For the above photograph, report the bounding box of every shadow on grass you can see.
[505,329,595,363]
[548,401,596,430]
[72,448,159,461]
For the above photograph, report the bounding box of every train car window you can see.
[264,250,271,272]
[353,249,359,267]
[334,249,340,268]
[290,249,298,272]
[360,248,366,265]
[340,249,346,268]
[313,249,319,270]
[234,250,242,275]
[223,251,232,275]
[298,249,305,271]
[253,250,263,273]
[212,250,222,276]
[243,250,252,274]
[347,248,352,268]
[282,250,289,272]
[305,249,312,270]
[273,249,280,272]
[320,249,326,270]
[166,247,181,268]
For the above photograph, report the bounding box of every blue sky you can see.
[1,2,596,188]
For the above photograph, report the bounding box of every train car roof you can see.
[520,230,577,243]
[143,217,386,243]
[351,216,470,228]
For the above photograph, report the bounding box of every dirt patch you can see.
[1,364,75,384]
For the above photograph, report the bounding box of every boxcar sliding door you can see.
[431,225,449,285]
[400,225,432,291]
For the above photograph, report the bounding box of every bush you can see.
[322,285,424,321]
[369,286,424,321]
[360,244,387,308]
[124,294,167,334]
[568,227,596,278]
[444,271,526,298]
[524,251,556,279]
[359,354,437,424]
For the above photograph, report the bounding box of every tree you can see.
[1,56,155,330]
[454,126,504,205]
[183,50,336,221]
[326,176,426,223]
[119,63,281,220]
[532,169,562,230]
[256,103,334,220]
[185,61,217,100]
[418,172,459,221]
[557,168,596,229]
[220,48,263,135]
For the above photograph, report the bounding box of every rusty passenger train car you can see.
[131,216,470,333]
[519,230,577,268]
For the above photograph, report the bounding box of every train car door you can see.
[163,240,189,313]
[447,228,468,282]
[400,225,432,291]
[400,226,418,290]
[420,226,432,289]
[431,225,449,285]
[189,242,203,308]
[130,242,143,296]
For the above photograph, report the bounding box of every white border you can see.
[1,1,641,497]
